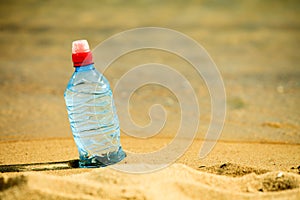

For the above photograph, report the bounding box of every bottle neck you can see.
[75,64,95,72]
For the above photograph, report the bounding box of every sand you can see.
[0,164,299,200]
[0,0,300,199]
[0,139,299,199]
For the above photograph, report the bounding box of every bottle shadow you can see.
[0,160,79,173]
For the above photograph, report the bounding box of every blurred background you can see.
[0,0,299,146]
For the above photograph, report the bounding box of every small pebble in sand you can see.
[276,172,283,178]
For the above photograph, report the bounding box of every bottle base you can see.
[78,147,126,168]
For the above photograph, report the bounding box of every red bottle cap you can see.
[72,40,93,67]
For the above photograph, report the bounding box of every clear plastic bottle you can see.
[64,40,126,168]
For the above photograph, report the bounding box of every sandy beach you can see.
[0,139,300,199]
[0,0,299,199]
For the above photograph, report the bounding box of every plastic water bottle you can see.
[64,39,126,168]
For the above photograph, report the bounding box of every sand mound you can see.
[1,164,299,200]
[198,162,270,177]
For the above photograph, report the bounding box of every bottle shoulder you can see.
[65,68,111,94]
